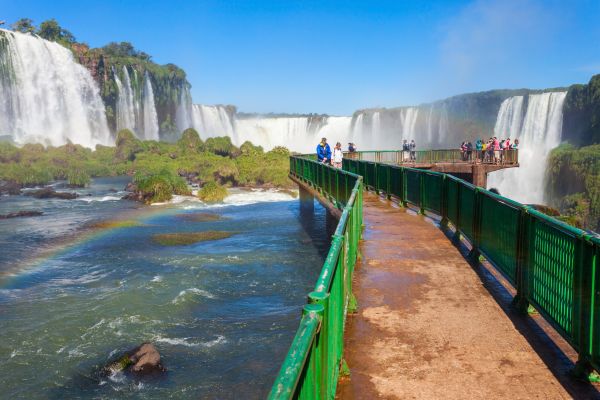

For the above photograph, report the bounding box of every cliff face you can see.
[546,144,600,231]
[562,74,600,146]
[71,43,191,139]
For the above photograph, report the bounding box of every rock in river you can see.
[103,342,165,376]
[0,210,43,219]
[24,187,78,200]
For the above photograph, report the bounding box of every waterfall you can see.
[494,96,523,138]
[401,107,419,140]
[142,72,159,140]
[488,92,567,204]
[234,116,327,151]
[191,104,235,138]
[0,29,110,147]
[176,84,194,132]
[114,66,138,133]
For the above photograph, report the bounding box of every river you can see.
[0,177,330,399]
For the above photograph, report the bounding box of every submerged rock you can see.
[0,210,43,219]
[103,342,165,377]
[0,181,22,195]
[24,187,78,200]
[152,231,236,245]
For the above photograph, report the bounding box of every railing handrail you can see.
[269,155,364,399]
[343,149,519,166]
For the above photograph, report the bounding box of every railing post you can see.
[440,174,449,228]
[513,205,533,314]
[308,292,331,398]
[452,181,462,243]
[468,187,482,261]
[419,171,425,215]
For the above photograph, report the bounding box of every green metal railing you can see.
[269,156,363,399]
[345,149,519,165]
[343,157,600,379]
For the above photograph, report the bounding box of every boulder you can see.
[0,210,43,219]
[103,342,165,377]
[24,187,78,200]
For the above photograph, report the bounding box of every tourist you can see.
[402,140,409,162]
[460,141,467,161]
[410,139,416,161]
[348,142,356,152]
[476,139,483,163]
[466,141,473,161]
[316,137,332,164]
[512,139,519,149]
[503,138,511,164]
[332,142,343,168]
[493,137,500,164]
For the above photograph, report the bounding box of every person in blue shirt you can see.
[316,137,332,164]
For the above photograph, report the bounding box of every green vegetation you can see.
[546,143,600,231]
[152,231,236,246]
[198,181,228,203]
[175,213,224,222]
[90,220,143,229]
[0,129,292,204]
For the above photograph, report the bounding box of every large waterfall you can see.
[191,105,235,138]
[488,92,567,204]
[0,29,110,147]
[114,66,138,133]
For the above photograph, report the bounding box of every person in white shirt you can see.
[333,142,343,168]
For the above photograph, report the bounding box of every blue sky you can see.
[1,0,599,115]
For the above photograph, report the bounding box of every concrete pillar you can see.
[471,165,488,188]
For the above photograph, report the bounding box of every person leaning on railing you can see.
[316,137,332,165]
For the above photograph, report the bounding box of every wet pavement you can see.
[337,192,600,400]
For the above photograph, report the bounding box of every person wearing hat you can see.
[316,137,332,164]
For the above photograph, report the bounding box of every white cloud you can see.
[438,0,560,84]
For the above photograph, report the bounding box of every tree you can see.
[11,18,35,34]
[37,19,76,44]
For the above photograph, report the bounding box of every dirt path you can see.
[336,192,599,400]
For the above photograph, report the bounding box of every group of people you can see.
[460,137,519,164]
[317,138,357,168]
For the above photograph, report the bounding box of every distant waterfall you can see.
[114,66,139,133]
[176,85,194,132]
[234,116,328,151]
[488,92,567,204]
[142,72,159,140]
[0,29,110,147]
[191,105,236,138]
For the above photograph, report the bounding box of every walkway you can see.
[336,192,598,399]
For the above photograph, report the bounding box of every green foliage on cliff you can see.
[563,75,600,146]
[546,143,600,231]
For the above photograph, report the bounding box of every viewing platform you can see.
[345,149,519,187]
[269,154,600,400]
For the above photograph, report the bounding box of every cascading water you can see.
[488,92,567,204]
[142,72,159,140]
[114,66,138,133]
[176,85,194,133]
[191,105,236,138]
[0,29,110,147]
[234,116,327,151]
[494,96,524,138]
